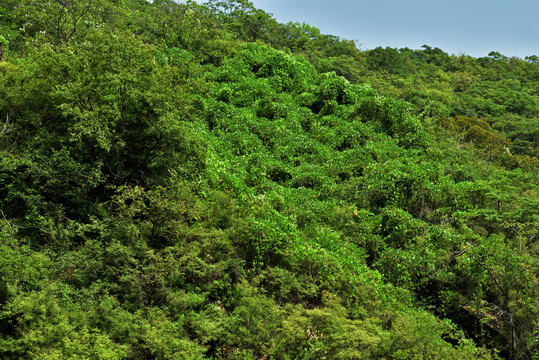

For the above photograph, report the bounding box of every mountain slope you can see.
[0,0,537,358]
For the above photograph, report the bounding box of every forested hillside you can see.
[0,0,537,359]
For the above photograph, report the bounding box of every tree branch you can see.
[467,252,506,295]
[0,113,13,136]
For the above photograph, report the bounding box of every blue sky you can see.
[227,0,539,58]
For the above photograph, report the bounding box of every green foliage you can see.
[1,0,537,358]
[367,46,406,74]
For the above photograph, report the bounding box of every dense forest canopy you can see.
[0,0,538,359]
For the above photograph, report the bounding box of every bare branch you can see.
[66,0,93,43]
[467,252,506,295]
[0,210,14,232]
[0,113,13,136]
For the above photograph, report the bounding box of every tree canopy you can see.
[0,0,538,359]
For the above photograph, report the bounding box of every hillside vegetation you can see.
[0,0,537,359]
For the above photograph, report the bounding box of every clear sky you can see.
[239,0,539,58]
